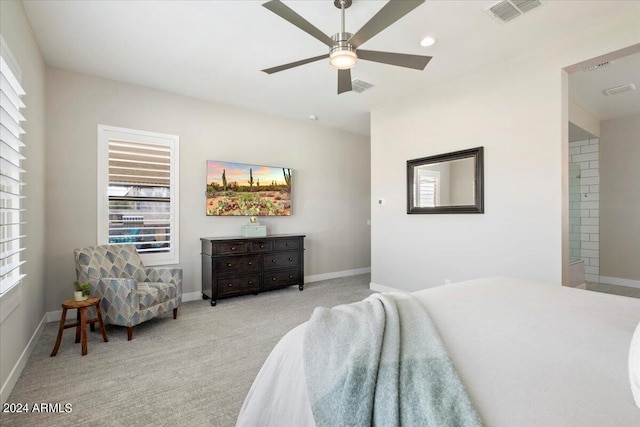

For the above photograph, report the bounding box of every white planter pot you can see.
[74,291,88,302]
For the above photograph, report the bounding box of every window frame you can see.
[0,36,27,298]
[97,125,180,266]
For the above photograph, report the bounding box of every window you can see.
[97,125,179,266]
[415,169,440,208]
[0,40,26,296]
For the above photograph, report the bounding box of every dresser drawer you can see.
[275,239,300,251]
[250,240,273,252]
[217,275,260,296]
[217,241,249,255]
[201,235,305,306]
[216,255,261,275]
[265,269,301,289]
[264,251,300,270]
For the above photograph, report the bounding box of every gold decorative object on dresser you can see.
[201,235,305,306]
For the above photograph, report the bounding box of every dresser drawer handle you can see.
[289,275,293,279]
[272,277,276,281]
[248,280,253,285]
[288,257,293,261]
[227,263,232,267]
[248,262,252,266]
[260,245,264,249]
[285,243,289,247]
[231,247,235,251]
[271,259,276,263]
[227,283,233,287]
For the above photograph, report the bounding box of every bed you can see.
[237,277,640,426]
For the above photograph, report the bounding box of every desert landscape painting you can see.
[206,160,292,216]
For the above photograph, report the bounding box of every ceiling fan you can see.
[261,0,432,94]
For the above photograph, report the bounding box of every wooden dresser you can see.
[201,235,305,306]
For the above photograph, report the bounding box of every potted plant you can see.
[73,281,91,301]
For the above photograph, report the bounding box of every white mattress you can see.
[237,277,640,426]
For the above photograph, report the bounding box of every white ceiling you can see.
[22,0,640,136]
[569,51,640,122]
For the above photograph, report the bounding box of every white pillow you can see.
[631,320,640,409]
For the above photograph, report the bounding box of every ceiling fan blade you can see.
[262,0,336,48]
[348,0,425,49]
[337,69,352,94]
[262,54,329,74]
[357,49,432,70]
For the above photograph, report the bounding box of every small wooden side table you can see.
[50,296,109,356]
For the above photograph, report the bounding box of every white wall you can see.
[45,67,371,311]
[0,0,47,403]
[600,114,640,282]
[450,158,475,205]
[370,10,640,291]
[569,102,600,138]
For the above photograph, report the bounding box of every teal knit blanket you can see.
[303,292,483,427]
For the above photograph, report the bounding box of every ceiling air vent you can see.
[602,83,636,96]
[487,0,542,23]
[583,61,613,72]
[352,79,374,93]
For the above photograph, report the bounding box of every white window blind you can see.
[98,125,179,266]
[415,169,440,208]
[0,53,26,296]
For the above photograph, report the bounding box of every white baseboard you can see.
[45,292,204,322]
[305,267,371,283]
[369,282,404,293]
[1,314,47,405]
[183,267,372,301]
[600,275,640,289]
[45,269,373,321]
[182,291,203,302]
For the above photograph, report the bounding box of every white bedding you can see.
[237,277,640,426]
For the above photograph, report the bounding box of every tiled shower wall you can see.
[568,163,582,262]
[569,138,600,282]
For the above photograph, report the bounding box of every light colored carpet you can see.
[1,274,374,426]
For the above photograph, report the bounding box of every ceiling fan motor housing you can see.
[330,32,357,69]
[331,32,354,52]
[333,0,353,9]
[261,0,431,92]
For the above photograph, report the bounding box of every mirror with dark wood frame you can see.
[407,147,484,214]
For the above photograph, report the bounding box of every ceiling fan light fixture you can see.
[261,0,431,93]
[329,49,357,70]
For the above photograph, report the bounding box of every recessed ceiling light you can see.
[420,37,436,47]
[308,115,318,121]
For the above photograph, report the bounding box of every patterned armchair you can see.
[74,244,182,340]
